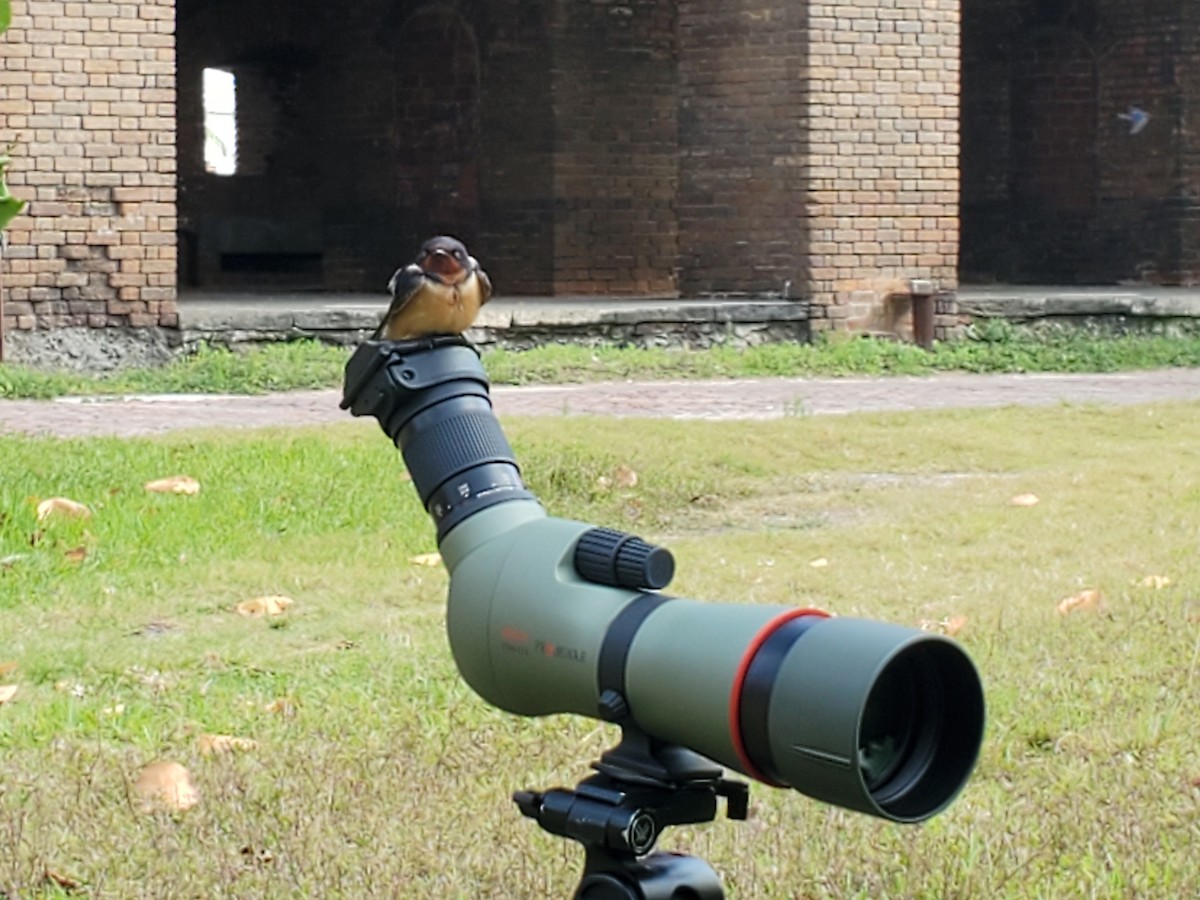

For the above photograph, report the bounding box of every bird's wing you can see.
[473,260,493,306]
[373,264,426,339]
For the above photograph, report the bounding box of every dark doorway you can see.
[959,0,1187,286]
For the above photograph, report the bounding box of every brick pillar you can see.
[805,0,960,338]
[548,0,678,295]
[0,0,177,332]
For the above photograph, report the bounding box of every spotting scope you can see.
[341,339,985,829]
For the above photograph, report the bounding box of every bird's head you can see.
[417,236,471,285]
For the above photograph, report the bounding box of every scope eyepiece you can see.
[342,339,538,538]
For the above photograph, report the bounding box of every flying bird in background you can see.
[373,236,492,341]
[1117,106,1151,136]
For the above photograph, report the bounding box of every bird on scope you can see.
[372,235,493,341]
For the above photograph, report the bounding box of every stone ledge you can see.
[176,295,811,351]
[958,288,1200,320]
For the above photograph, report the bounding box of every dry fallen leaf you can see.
[134,761,200,813]
[199,733,259,756]
[920,615,969,637]
[1009,493,1041,507]
[144,475,201,496]
[1137,575,1172,590]
[63,546,88,564]
[263,697,298,717]
[943,615,969,637]
[36,497,92,522]
[594,475,613,493]
[410,552,442,568]
[0,661,16,678]
[0,685,18,705]
[614,465,639,489]
[236,595,294,618]
[43,869,84,893]
[1056,589,1104,616]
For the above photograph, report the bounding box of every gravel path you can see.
[2,369,1200,438]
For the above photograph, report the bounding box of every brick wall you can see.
[0,0,177,332]
[675,1,808,298]
[3,0,968,336]
[9,0,1200,339]
[804,0,960,337]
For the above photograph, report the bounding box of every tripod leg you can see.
[575,852,724,900]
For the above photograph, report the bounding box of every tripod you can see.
[514,727,749,899]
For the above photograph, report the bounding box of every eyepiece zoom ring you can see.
[400,403,519,505]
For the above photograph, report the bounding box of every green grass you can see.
[6,328,1200,398]
[0,341,351,400]
[2,405,1200,897]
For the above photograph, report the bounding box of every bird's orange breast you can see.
[380,274,485,340]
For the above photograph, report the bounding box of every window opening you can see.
[203,68,237,175]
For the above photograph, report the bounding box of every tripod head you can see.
[515,725,748,899]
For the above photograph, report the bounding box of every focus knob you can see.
[574,527,675,591]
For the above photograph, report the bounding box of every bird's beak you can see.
[423,249,465,281]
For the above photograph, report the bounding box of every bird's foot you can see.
[368,334,478,355]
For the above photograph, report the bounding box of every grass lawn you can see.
[1,403,1199,897]
[6,329,1200,398]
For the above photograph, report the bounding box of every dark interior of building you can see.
[961,0,1198,286]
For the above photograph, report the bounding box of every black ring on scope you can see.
[738,616,826,785]
[399,401,518,505]
[596,593,671,721]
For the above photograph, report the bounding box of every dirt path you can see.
[2,369,1200,438]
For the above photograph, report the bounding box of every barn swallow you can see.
[1117,106,1151,135]
[372,236,493,341]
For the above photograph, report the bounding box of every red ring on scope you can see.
[728,608,831,786]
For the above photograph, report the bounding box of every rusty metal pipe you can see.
[912,293,935,350]
[0,236,6,363]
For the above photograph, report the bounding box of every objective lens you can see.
[859,653,940,809]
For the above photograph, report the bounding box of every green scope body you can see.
[342,341,985,824]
